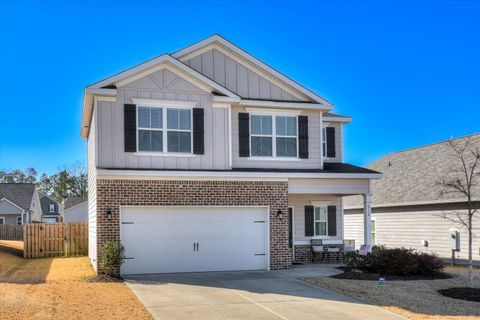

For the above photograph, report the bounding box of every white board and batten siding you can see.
[184,48,303,102]
[95,68,230,171]
[344,209,480,263]
[120,206,269,275]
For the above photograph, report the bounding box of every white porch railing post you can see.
[363,193,372,252]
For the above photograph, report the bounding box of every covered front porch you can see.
[288,177,374,264]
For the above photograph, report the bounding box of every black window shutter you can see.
[328,206,337,236]
[304,205,314,237]
[326,127,336,158]
[124,104,136,152]
[193,108,204,154]
[239,112,250,157]
[298,116,309,159]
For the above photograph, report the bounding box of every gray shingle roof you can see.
[64,196,87,210]
[0,183,36,211]
[344,134,480,209]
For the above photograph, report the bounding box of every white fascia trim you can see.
[87,55,238,99]
[245,107,302,115]
[85,88,117,96]
[240,99,329,111]
[96,169,382,180]
[212,95,241,104]
[323,116,352,123]
[132,98,198,108]
[0,198,26,213]
[172,35,332,106]
[344,197,480,210]
[212,102,231,109]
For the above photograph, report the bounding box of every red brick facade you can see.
[95,179,291,274]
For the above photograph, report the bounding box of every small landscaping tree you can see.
[99,241,125,277]
[438,135,479,288]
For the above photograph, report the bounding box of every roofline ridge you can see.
[384,132,480,158]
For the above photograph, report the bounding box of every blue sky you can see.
[0,0,479,175]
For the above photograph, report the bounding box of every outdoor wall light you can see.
[106,210,112,221]
[277,209,284,220]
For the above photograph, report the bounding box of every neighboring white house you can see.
[63,196,88,222]
[0,183,42,225]
[81,34,381,275]
[344,134,480,264]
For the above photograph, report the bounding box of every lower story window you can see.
[17,216,22,225]
[314,207,327,236]
[0,217,4,225]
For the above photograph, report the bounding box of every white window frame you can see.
[0,217,4,225]
[17,216,22,225]
[371,218,377,245]
[249,113,299,160]
[136,104,194,156]
[49,204,55,213]
[313,206,328,237]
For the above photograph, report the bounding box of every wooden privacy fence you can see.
[0,225,23,241]
[24,222,88,258]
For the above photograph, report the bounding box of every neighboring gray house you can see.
[344,134,480,264]
[0,183,42,225]
[81,34,381,275]
[63,196,88,222]
[39,193,63,223]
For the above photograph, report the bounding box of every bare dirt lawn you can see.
[0,241,153,320]
[303,266,480,320]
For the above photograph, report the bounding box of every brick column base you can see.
[294,244,344,263]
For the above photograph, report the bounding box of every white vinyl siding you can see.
[344,209,480,263]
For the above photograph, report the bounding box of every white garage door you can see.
[120,206,269,275]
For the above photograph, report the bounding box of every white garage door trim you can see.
[119,205,270,275]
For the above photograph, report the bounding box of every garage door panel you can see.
[120,207,269,275]
[124,239,199,257]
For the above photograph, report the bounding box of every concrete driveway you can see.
[125,267,405,320]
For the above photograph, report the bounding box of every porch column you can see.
[363,193,372,251]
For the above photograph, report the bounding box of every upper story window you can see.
[137,106,192,153]
[250,114,297,158]
[48,204,55,213]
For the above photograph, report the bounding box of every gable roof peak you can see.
[172,34,332,106]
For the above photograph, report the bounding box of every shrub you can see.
[99,241,125,277]
[344,245,444,276]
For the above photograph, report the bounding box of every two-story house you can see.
[82,35,381,275]
[39,193,63,223]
